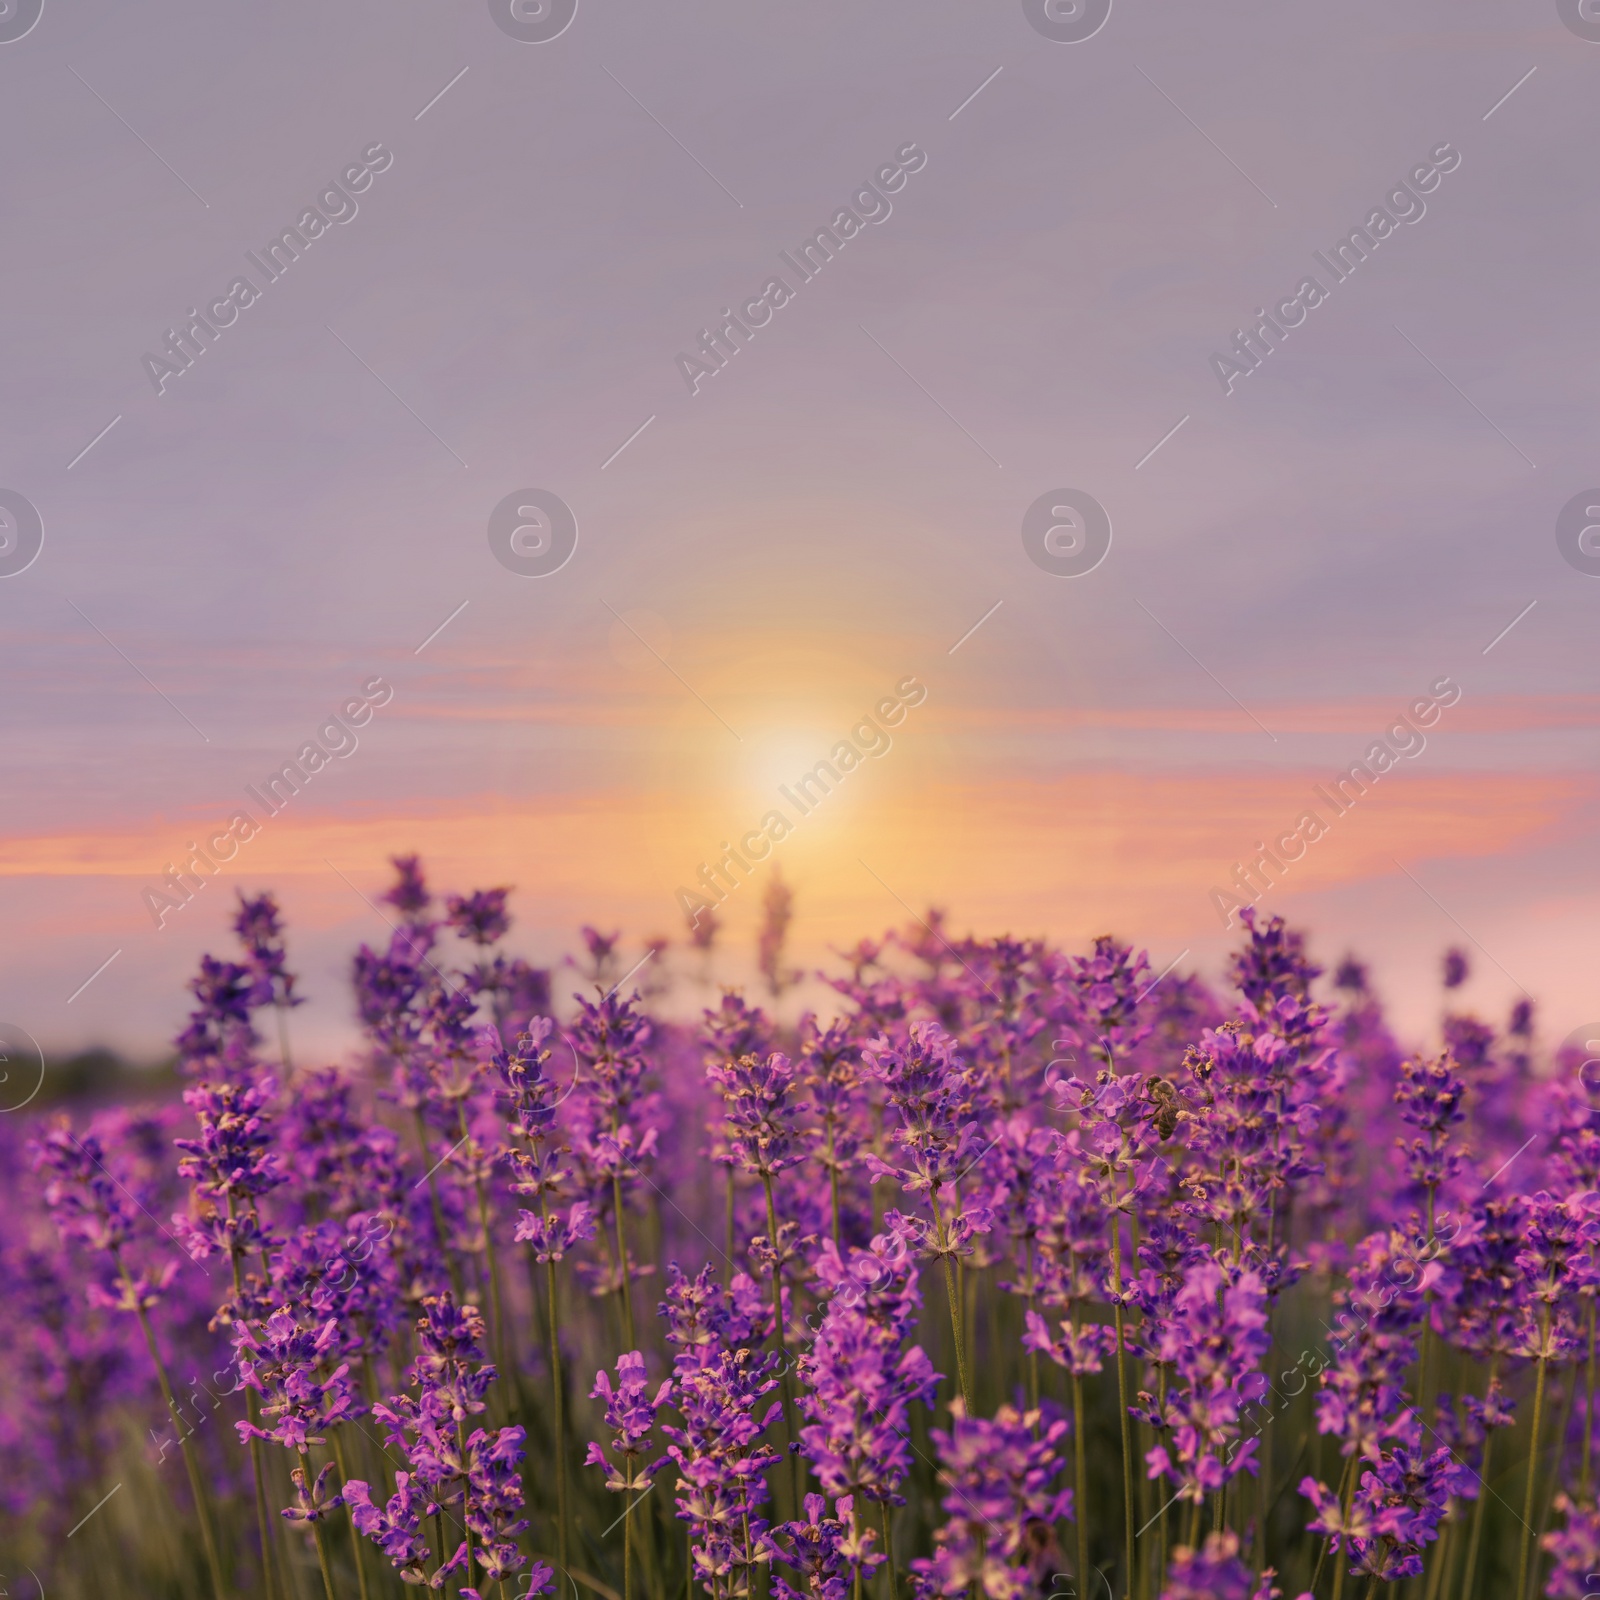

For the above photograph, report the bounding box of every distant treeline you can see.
[35,1047,179,1108]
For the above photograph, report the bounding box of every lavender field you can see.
[9,0,1598,1595]
[3,859,1595,1600]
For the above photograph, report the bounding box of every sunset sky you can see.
[2,0,1597,1061]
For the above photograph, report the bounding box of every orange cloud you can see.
[0,768,1585,954]
[903,695,1600,738]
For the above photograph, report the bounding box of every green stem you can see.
[614,1171,636,1350]
[222,1208,282,1600]
[459,1108,508,1383]
[1421,1516,1453,1600]
[930,1192,971,1413]
[1536,1365,1580,1574]
[331,1434,371,1600]
[457,1418,476,1588]
[1415,1189,1440,1490]
[245,1402,280,1600]
[1024,1240,1040,1412]
[543,1250,571,1577]
[1254,1328,1274,1578]
[763,1174,803,1517]
[276,1001,294,1073]
[1156,1365,1170,1600]
[624,1485,634,1600]
[940,1251,970,1413]
[1110,1212,1135,1597]
[878,1498,897,1599]
[416,1110,463,1300]
[1461,1357,1499,1600]
[1515,1343,1549,1600]
[1583,1303,1597,1504]
[312,1515,338,1600]
[826,1121,843,1249]
[1072,1365,1090,1600]
[1312,1452,1357,1598]
[132,1293,228,1600]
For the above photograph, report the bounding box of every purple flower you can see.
[31,1121,141,1256]
[1313,1224,1437,1458]
[565,991,661,1299]
[586,1349,671,1492]
[279,1067,404,1226]
[1060,934,1156,1072]
[909,1400,1072,1599]
[796,1016,866,1235]
[175,1073,285,1203]
[768,1493,873,1600]
[266,1217,400,1357]
[862,1023,992,1261]
[1514,1190,1598,1364]
[233,890,302,1014]
[447,887,512,947]
[660,1262,772,1372]
[515,1201,596,1262]
[282,1461,340,1523]
[344,1473,432,1578]
[1230,909,1320,1012]
[498,1018,570,1190]
[660,1285,784,1599]
[1303,1443,1471,1581]
[383,853,432,920]
[174,955,259,1076]
[1022,1152,1116,1324]
[569,990,656,1136]
[798,1228,939,1506]
[30,1117,182,1312]
[707,1050,805,1181]
[1140,1261,1271,1504]
[1544,1493,1600,1599]
[1160,1531,1281,1599]
[23,863,1600,1597]
[353,1294,532,1594]
[1394,1052,1468,1198]
[233,1307,359,1453]
[1334,956,1368,993]
[352,925,433,1056]
[578,925,622,983]
[412,1292,496,1419]
[1177,1023,1309,1261]
[1023,1307,1115,1378]
[462,1423,536,1587]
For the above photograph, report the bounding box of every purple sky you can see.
[2,0,1597,1064]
